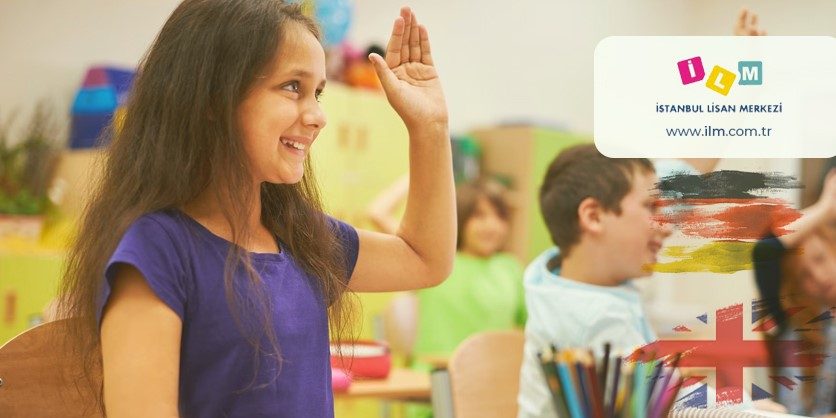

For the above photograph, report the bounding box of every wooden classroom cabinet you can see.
[315,84,409,228]
[0,246,64,343]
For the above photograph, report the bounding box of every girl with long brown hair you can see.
[57,1,455,417]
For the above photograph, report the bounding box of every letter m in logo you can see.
[738,61,763,85]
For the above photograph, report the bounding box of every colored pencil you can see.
[646,358,663,406]
[538,349,571,418]
[556,351,584,418]
[583,352,604,418]
[575,355,592,418]
[607,355,622,418]
[600,342,611,408]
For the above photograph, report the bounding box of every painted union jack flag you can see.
[633,302,826,408]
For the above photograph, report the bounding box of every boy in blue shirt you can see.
[517,144,671,418]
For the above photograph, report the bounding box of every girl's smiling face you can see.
[238,23,327,185]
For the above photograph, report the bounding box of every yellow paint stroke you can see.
[652,241,755,274]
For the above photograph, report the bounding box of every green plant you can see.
[0,102,63,215]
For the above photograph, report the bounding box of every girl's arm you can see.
[100,265,181,417]
[348,7,455,292]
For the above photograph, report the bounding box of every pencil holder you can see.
[538,344,685,418]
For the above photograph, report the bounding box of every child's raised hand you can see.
[734,8,766,36]
[368,7,448,133]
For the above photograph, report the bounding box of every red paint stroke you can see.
[658,201,801,240]
[673,325,692,332]
[682,375,706,387]
[770,376,798,391]
[717,387,744,405]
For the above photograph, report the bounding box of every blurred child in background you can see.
[368,177,526,371]
[754,162,836,417]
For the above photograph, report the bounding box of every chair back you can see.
[0,319,103,417]
[447,330,525,418]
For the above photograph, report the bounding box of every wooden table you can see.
[416,354,449,370]
[335,368,431,402]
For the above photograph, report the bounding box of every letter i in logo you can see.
[677,56,705,85]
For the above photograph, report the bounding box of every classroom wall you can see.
[351,0,836,134]
[0,0,180,139]
[6,0,836,136]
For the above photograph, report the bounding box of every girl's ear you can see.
[577,197,604,235]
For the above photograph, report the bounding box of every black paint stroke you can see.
[658,170,801,199]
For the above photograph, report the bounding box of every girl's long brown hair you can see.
[57,0,356,408]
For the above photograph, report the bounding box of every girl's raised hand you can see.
[368,7,447,133]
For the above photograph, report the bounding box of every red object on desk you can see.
[330,340,392,379]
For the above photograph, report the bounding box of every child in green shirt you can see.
[370,177,525,418]
[369,178,526,367]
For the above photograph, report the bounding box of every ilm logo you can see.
[677,56,762,96]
